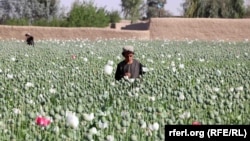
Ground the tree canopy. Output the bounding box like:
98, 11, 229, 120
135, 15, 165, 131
182, 0, 246, 18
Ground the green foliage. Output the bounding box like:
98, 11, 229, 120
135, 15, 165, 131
32, 18, 66, 27
108, 10, 121, 23
182, 0, 246, 18
0, 39, 249, 140
147, 7, 159, 18
3, 17, 67, 27
3, 18, 29, 26
147, 0, 167, 18
0, 0, 116, 27
244, 5, 250, 18
121, 0, 143, 23
228, 0, 245, 18
0, 0, 60, 24
66, 1, 110, 27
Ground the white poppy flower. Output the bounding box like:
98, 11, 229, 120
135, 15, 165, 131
49, 88, 56, 94
229, 87, 234, 92
211, 95, 217, 100
179, 111, 191, 119
89, 127, 98, 135
124, 76, 129, 80
196, 79, 201, 84
11, 57, 16, 62
25, 82, 34, 88
121, 111, 129, 117
179, 64, 184, 69
110, 82, 115, 86
199, 58, 205, 62
179, 93, 185, 100
141, 122, 147, 129
104, 65, 113, 75
122, 128, 127, 134
98, 120, 108, 129
83, 113, 94, 121
107, 60, 114, 66
172, 67, 176, 72
106, 135, 115, 141
149, 122, 159, 131
7, 74, 13, 79
216, 70, 221, 76
13, 108, 21, 114
66, 111, 79, 129
142, 67, 149, 72
131, 134, 137, 141
129, 78, 135, 83
213, 87, 220, 92
235, 86, 243, 91
171, 61, 175, 67
134, 87, 140, 92
116, 56, 121, 60
148, 96, 155, 101
53, 126, 60, 133
83, 58, 88, 62
147, 59, 153, 63
27, 99, 34, 104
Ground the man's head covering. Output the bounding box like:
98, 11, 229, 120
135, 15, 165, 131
25, 33, 31, 36
122, 45, 134, 54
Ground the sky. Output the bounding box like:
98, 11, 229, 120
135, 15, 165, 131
59, 0, 184, 16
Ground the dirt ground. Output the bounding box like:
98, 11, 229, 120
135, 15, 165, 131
0, 18, 249, 41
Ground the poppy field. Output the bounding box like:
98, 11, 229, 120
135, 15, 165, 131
0, 39, 249, 141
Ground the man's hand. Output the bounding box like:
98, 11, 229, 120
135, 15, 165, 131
124, 72, 131, 78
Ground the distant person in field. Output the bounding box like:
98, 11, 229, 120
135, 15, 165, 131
25, 33, 34, 47
115, 45, 145, 81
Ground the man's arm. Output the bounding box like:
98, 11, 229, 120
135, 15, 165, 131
115, 64, 123, 81
31, 37, 35, 47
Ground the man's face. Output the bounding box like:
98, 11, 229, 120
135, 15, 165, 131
124, 51, 134, 62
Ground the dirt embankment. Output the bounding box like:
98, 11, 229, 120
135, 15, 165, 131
0, 18, 250, 41
0, 25, 150, 41
149, 18, 250, 41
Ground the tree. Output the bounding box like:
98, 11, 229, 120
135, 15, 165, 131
0, 0, 60, 24
245, 0, 250, 17
66, 0, 110, 27
181, 0, 246, 18
228, 0, 245, 18
182, 0, 201, 17
121, 0, 143, 23
147, 0, 167, 18
37, 0, 59, 20
108, 10, 121, 24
